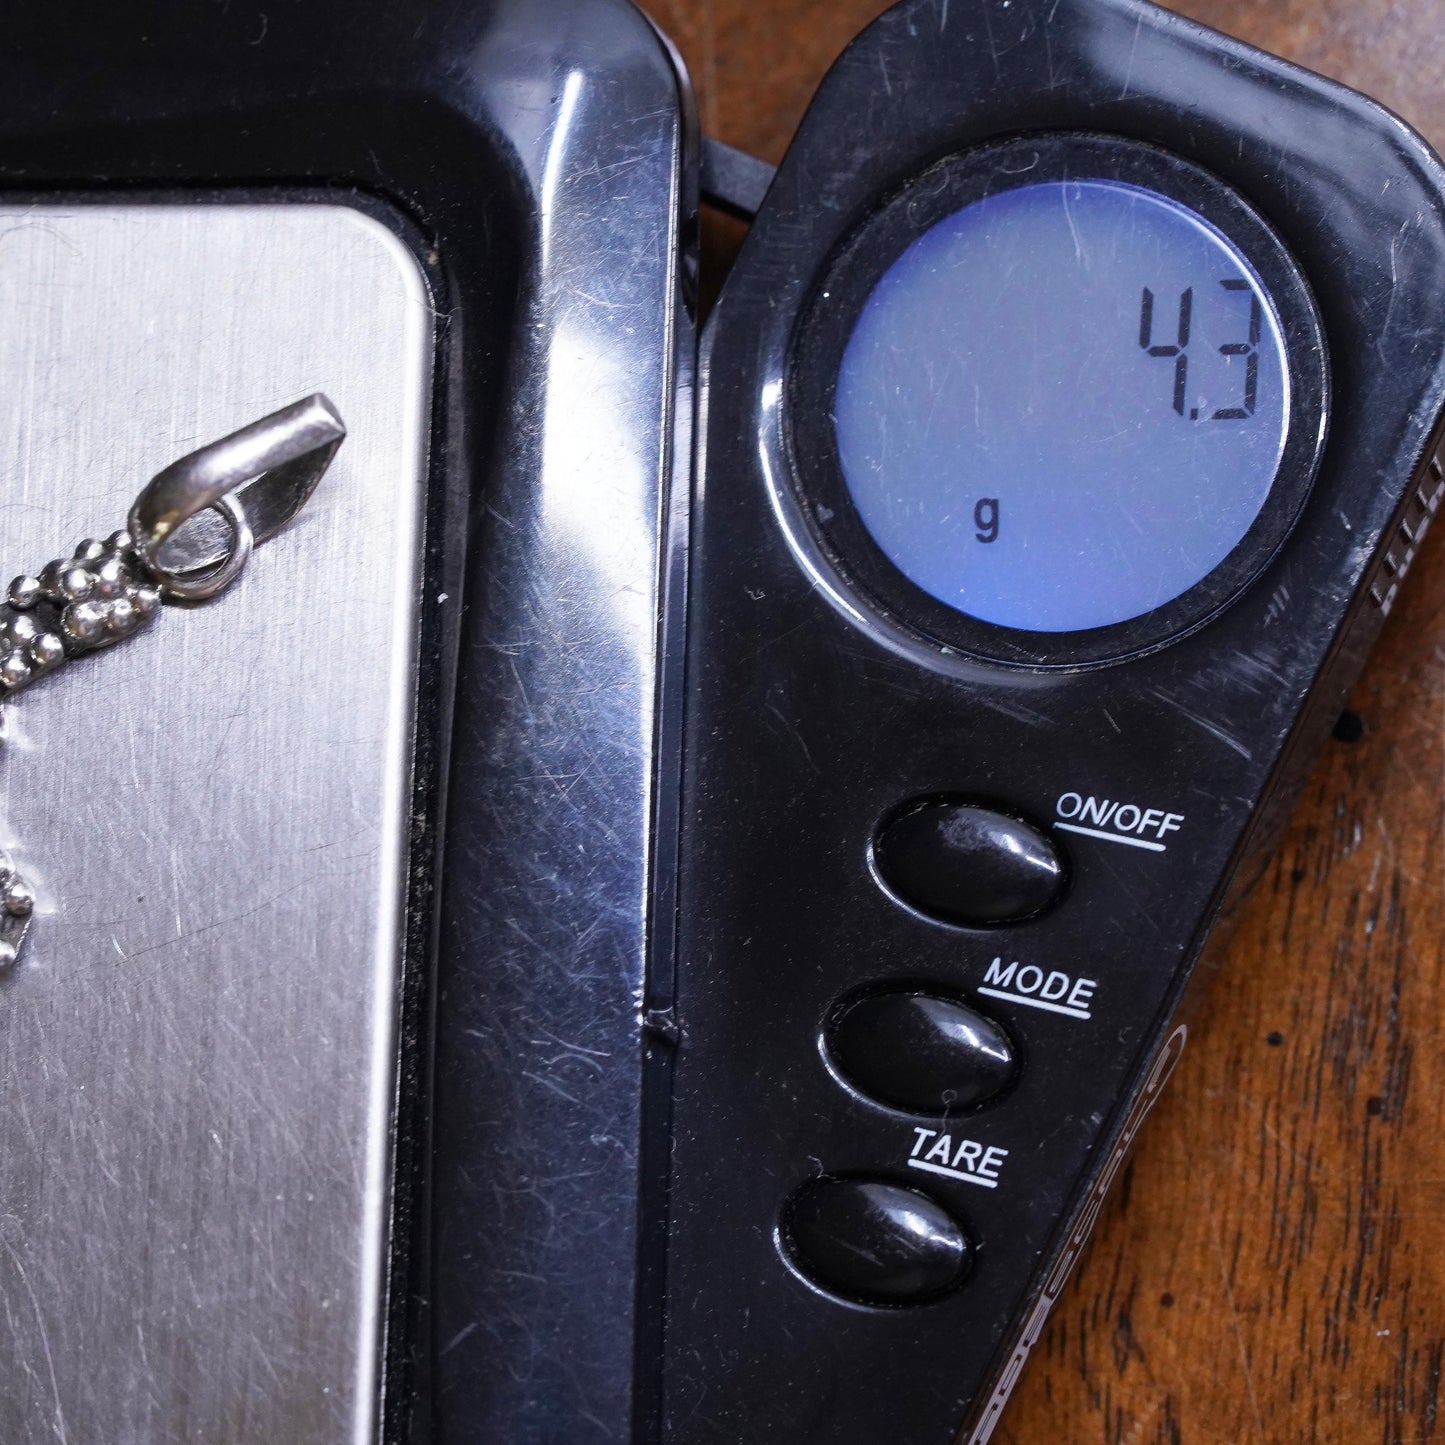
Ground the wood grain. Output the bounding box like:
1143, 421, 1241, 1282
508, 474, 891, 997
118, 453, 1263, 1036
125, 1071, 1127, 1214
646, 1, 1445, 1438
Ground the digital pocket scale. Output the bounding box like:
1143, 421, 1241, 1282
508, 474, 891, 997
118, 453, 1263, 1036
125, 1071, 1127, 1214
660, 1, 1445, 1441
0, 0, 1439, 1441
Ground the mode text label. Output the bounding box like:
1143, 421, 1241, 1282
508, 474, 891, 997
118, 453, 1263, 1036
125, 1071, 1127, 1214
978, 956, 1097, 1021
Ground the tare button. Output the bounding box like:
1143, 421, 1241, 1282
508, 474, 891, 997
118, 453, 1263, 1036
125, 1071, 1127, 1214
783, 1177, 971, 1305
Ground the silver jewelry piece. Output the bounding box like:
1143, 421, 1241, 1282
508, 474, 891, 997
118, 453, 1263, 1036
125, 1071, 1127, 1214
0, 393, 346, 972
0, 847, 34, 971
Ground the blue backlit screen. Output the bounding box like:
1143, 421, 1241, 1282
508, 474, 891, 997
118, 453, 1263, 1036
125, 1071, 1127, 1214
832, 179, 1290, 633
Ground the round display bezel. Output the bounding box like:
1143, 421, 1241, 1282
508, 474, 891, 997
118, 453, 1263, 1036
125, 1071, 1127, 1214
787, 132, 1330, 668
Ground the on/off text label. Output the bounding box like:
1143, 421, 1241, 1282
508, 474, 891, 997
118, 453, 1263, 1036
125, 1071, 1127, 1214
1054, 790, 1184, 852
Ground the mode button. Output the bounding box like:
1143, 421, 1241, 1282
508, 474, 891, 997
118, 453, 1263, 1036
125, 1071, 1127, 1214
828, 990, 1015, 1113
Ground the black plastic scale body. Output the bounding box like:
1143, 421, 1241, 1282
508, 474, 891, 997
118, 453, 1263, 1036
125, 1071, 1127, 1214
657, 0, 1445, 1440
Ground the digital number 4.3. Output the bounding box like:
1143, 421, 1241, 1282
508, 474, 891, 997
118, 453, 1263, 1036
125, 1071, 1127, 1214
1139, 279, 1262, 420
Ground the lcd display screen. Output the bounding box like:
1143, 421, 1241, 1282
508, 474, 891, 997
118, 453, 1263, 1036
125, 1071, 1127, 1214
832, 179, 1291, 633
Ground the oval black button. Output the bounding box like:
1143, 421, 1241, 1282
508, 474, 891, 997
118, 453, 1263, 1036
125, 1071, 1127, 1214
829, 991, 1015, 1113
783, 1177, 970, 1305
875, 799, 1065, 926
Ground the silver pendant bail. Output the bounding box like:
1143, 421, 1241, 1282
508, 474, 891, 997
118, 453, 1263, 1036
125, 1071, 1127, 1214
128, 392, 346, 599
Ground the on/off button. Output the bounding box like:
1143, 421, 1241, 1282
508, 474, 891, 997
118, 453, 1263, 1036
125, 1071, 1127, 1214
874, 799, 1066, 927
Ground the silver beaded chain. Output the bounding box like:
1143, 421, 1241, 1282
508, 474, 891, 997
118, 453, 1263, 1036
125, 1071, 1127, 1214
0, 394, 346, 972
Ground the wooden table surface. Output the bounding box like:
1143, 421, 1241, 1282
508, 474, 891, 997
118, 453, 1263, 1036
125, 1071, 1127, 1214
647, 1, 1445, 1439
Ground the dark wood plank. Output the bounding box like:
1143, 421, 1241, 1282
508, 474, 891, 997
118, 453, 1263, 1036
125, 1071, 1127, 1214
647, 0, 1445, 1437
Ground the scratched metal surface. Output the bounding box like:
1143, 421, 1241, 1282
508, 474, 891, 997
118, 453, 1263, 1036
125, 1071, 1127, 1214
425, 2, 691, 1436
0, 205, 431, 1443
